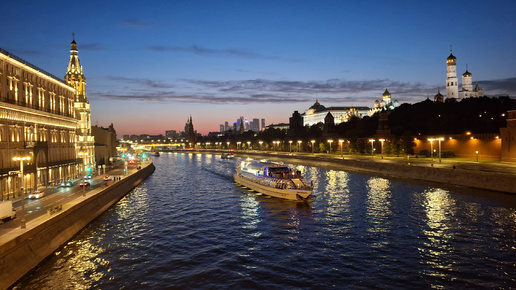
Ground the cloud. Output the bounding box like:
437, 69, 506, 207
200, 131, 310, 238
93, 76, 516, 106
479, 77, 516, 96
148, 45, 303, 62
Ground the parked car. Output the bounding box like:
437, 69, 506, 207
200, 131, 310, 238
103, 176, 112, 181
28, 191, 45, 199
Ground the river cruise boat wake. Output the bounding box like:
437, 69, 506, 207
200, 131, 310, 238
234, 160, 313, 201
221, 152, 235, 159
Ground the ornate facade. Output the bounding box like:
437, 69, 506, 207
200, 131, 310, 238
0, 39, 95, 200
65, 38, 95, 172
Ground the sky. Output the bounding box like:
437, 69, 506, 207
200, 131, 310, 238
2, 0, 516, 136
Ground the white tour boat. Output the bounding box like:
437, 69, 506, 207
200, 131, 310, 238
234, 160, 313, 201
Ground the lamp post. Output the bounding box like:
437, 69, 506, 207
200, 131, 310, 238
369, 139, 375, 158
379, 139, 385, 159
428, 138, 435, 164
237, 141, 241, 150
226, 141, 230, 149
339, 139, 344, 158
13, 156, 31, 211
328, 140, 333, 155
297, 140, 302, 152
476, 151, 479, 162
247, 141, 251, 150
289, 140, 293, 153
78, 152, 88, 195
311, 140, 315, 155
437, 137, 444, 163
259, 141, 263, 150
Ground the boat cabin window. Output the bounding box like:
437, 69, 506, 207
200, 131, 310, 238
266, 166, 291, 178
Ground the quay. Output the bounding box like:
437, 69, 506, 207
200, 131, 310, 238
196, 149, 516, 195
0, 160, 155, 290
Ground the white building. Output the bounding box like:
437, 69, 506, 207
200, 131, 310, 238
446, 49, 483, 100
302, 100, 370, 126
369, 88, 399, 115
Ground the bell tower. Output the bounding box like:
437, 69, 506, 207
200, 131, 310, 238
65, 34, 95, 170
446, 47, 459, 100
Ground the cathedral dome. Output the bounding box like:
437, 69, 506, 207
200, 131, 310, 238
434, 90, 444, 102
382, 88, 391, 98
462, 69, 472, 77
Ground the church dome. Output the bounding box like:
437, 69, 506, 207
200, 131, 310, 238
382, 88, 391, 98
374, 100, 380, 108
462, 69, 472, 77
434, 90, 444, 102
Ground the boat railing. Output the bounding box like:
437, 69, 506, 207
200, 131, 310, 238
239, 172, 312, 190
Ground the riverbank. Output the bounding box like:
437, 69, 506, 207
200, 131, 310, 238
0, 161, 155, 290
193, 149, 516, 195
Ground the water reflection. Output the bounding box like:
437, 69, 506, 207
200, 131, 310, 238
419, 188, 457, 283
365, 177, 392, 248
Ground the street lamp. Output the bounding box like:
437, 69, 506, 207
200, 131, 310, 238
437, 137, 444, 163
259, 141, 263, 150
13, 156, 31, 211
339, 139, 344, 157
428, 138, 435, 163
476, 150, 479, 162
379, 139, 385, 159
237, 141, 241, 150
311, 140, 315, 154
328, 140, 333, 155
289, 140, 293, 153
297, 140, 302, 152
247, 141, 251, 150
369, 139, 375, 158
226, 141, 230, 149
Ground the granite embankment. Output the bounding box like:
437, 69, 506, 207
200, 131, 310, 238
0, 162, 155, 290
233, 151, 516, 195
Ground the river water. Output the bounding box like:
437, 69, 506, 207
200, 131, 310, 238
16, 153, 516, 289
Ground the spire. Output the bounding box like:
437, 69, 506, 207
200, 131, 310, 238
65, 35, 87, 102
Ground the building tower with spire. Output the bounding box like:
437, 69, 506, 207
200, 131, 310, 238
446, 48, 459, 100
187, 116, 195, 147
65, 35, 95, 170
445, 48, 483, 101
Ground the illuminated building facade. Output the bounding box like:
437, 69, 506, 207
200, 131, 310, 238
0, 48, 79, 199
446, 48, 483, 100
0, 38, 95, 200
302, 100, 370, 126
65, 38, 95, 171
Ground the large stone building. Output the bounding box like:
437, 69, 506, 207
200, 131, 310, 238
0, 39, 95, 200
302, 100, 369, 126
92, 123, 117, 166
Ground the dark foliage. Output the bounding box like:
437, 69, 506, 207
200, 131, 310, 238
388, 96, 516, 135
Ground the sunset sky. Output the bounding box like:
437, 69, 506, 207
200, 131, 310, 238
2, 0, 516, 136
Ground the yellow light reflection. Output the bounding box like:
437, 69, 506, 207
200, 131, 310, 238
365, 177, 392, 248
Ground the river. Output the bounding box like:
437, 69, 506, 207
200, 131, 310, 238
15, 152, 516, 289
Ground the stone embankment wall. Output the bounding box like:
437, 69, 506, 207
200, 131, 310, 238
0, 163, 155, 290
238, 152, 516, 195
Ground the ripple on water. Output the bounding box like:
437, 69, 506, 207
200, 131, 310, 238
15, 153, 516, 289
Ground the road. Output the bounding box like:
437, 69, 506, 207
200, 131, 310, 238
0, 162, 136, 235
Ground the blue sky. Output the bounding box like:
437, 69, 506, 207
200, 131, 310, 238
2, 0, 516, 135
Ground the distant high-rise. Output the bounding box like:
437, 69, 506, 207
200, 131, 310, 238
251, 118, 260, 132
219, 124, 224, 132
261, 119, 265, 131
